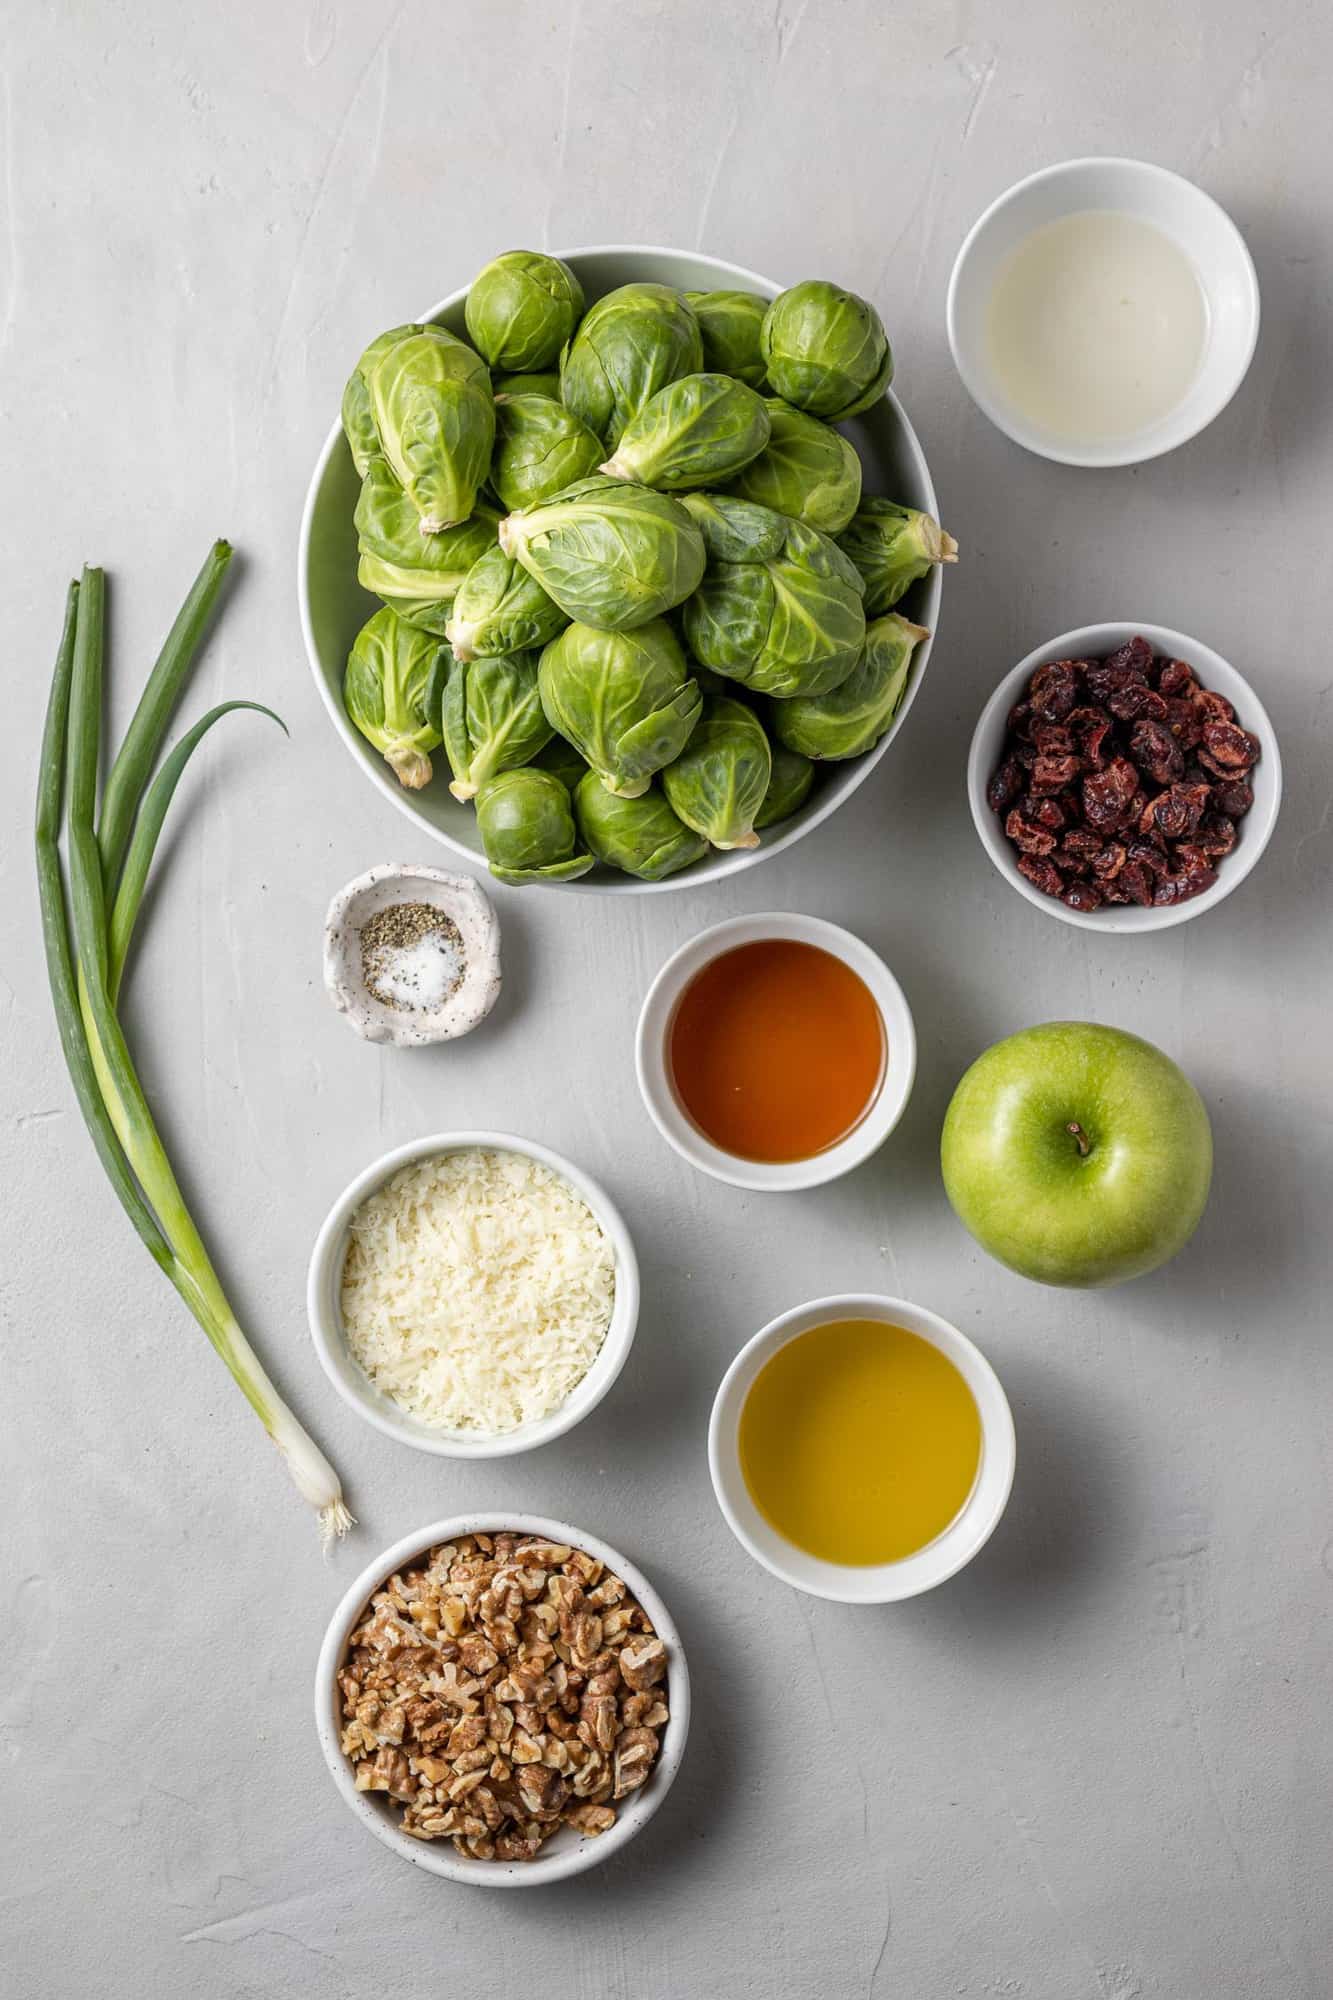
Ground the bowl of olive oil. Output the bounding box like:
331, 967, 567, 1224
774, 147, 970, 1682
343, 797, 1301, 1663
708, 1295, 1015, 1602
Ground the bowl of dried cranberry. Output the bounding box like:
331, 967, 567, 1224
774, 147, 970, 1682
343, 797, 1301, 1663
968, 624, 1281, 932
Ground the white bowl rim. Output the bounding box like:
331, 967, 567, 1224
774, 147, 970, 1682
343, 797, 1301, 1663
946, 156, 1261, 467
633, 911, 917, 1191
315, 1511, 690, 1884
297, 242, 942, 894
707, 1294, 1016, 1603
966, 620, 1282, 933
306, 1129, 640, 1457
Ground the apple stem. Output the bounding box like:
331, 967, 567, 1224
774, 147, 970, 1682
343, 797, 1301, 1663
1066, 1120, 1092, 1157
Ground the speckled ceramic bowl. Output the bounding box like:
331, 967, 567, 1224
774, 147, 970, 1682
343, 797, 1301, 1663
322, 864, 501, 1046
299, 244, 945, 894
315, 1512, 690, 1885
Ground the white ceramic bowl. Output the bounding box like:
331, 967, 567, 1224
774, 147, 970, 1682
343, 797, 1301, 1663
307, 1131, 639, 1456
968, 621, 1281, 934
315, 1512, 690, 1884
634, 912, 916, 1192
709, 1295, 1015, 1603
947, 158, 1260, 466
299, 244, 944, 893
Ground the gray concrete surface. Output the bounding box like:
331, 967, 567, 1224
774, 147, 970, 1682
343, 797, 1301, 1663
3, 4, 1331, 1995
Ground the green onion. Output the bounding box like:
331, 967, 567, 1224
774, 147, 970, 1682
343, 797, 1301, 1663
36, 556, 351, 1544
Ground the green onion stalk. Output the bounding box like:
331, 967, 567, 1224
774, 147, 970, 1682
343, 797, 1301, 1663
35, 550, 352, 1544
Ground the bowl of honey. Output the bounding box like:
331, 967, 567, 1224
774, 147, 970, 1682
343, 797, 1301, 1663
634, 913, 915, 1191
708, 1295, 1015, 1603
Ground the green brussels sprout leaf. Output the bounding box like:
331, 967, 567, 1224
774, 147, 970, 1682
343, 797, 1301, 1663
355, 456, 500, 633
491, 392, 603, 512
501, 475, 706, 631
446, 543, 569, 661
661, 695, 771, 849
367, 327, 495, 531
755, 743, 815, 828
342, 606, 449, 789
475, 767, 593, 885
538, 617, 702, 797
760, 280, 893, 420
341, 323, 423, 476
491, 370, 563, 400
560, 283, 703, 448
466, 251, 584, 372
726, 399, 862, 534
601, 373, 771, 490
772, 612, 929, 761
574, 772, 707, 880
441, 649, 552, 801
684, 290, 769, 388
836, 499, 959, 616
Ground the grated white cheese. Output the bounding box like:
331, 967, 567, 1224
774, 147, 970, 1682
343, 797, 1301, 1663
339, 1147, 616, 1434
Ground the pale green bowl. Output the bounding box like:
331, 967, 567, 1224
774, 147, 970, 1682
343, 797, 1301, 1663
298, 245, 943, 894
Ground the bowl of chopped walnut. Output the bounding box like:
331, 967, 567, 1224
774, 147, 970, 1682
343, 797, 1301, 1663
315, 1516, 689, 1883
968, 623, 1281, 932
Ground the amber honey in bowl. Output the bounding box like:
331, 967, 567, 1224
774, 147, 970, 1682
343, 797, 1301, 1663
738, 1319, 982, 1565
667, 939, 885, 1163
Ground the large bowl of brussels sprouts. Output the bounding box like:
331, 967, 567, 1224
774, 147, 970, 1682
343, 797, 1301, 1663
300, 247, 954, 892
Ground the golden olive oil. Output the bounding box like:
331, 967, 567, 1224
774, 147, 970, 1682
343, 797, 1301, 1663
738, 1319, 982, 1565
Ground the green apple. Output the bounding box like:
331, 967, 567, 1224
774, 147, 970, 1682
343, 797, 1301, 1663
940, 1022, 1212, 1288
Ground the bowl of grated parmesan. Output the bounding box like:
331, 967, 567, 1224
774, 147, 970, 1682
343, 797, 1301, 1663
307, 1133, 639, 1456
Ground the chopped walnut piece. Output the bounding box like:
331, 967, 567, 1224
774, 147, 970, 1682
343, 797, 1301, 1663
337, 1532, 669, 1862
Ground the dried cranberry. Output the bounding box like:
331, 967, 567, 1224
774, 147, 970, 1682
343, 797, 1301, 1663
1090, 842, 1127, 881
1028, 660, 1081, 722
1082, 756, 1140, 831
1031, 797, 1067, 830
1196, 689, 1235, 724
1212, 777, 1253, 819
1061, 829, 1105, 861
1031, 753, 1084, 795
1118, 861, 1155, 906
1066, 706, 1111, 767
1163, 697, 1204, 750
1007, 700, 1034, 741
987, 757, 1025, 815
1151, 781, 1209, 839
1129, 719, 1185, 786
1176, 844, 1219, 880
1107, 682, 1168, 722
1193, 814, 1237, 856
1062, 879, 1103, 912
1016, 854, 1064, 898
1032, 722, 1075, 757
1005, 809, 1056, 857
1201, 720, 1261, 770
1127, 839, 1169, 876
1158, 659, 1197, 697
1103, 635, 1154, 678
1153, 866, 1214, 906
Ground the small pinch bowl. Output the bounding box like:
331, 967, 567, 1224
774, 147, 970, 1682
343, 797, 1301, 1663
307, 1131, 640, 1457
708, 1295, 1015, 1604
634, 912, 916, 1193
968, 620, 1281, 934
315, 1512, 690, 1884
947, 157, 1260, 467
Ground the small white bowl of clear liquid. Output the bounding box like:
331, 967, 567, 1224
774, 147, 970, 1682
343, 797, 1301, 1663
947, 158, 1259, 467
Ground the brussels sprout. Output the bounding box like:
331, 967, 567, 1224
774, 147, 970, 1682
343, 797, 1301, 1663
441, 649, 552, 801
538, 618, 701, 798
367, 326, 495, 531
475, 767, 593, 885
342, 606, 449, 789
574, 771, 708, 881
661, 695, 771, 850
560, 283, 703, 448
726, 398, 862, 534
501, 475, 706, 631
755, 743, 815, 828
530, 732, 589, 792
490, 392, 603, 512
760, 281, 893, 420
355, 456, 500, 634
680, 494, 866, 699
684, 290, 769, 388
341, 323, 423, 476
446, 543, 569, 661
835, 498, 959, 615
772, 612, 929, 761
465, 251, 584, 372
601, 373, 771, 490
492, 370, 562, 400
